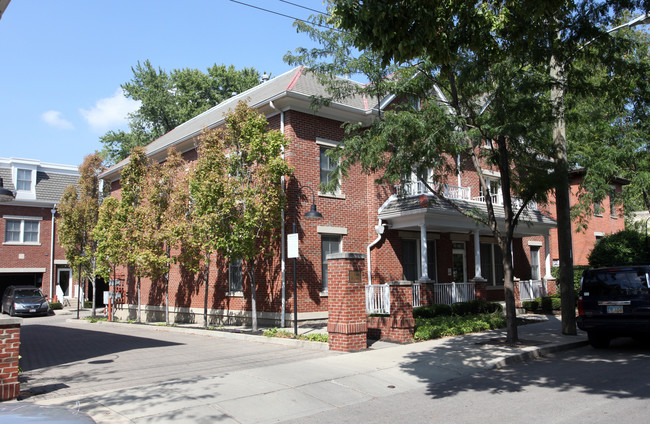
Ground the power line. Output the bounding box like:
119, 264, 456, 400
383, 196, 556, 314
279, 0, 329, 16
228, 0, 336, 31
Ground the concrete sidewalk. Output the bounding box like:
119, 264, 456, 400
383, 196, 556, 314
27, 315, 587, 423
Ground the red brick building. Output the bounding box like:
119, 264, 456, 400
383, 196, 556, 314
0, 158, 79, 302
100, 67, 560, 325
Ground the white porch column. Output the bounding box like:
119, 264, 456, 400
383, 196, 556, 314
473, 230, 483, 280
544, 232, 553, 279
420, 224, 430, 280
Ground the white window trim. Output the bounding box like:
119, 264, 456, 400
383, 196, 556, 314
321, 233, 343, 294
317, 226, 347, 235
527, 241, 543, 247
315, 137, 339, 148
12, 166, 37, 200
4, 216, 41, 245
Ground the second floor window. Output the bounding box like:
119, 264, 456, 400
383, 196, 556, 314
5, 219, 39, 243
320, 147, 339, 193
16, 169, 32, 191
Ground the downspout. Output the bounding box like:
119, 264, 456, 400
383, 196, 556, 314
270, 101, 287, 327
49, 204, 57, 301
367, 220, 386, 285
457, 154, 462, 188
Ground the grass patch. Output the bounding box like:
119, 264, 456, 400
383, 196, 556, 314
85, 316, 108, 323
414, 313, 506, 341
263, 327, 328, 343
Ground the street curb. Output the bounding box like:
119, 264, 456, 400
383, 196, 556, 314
73, 319, 331, 351
488, 339, 589, 369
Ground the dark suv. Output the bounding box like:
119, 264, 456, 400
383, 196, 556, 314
1, 285, 50, 317
577, 266, 650, 348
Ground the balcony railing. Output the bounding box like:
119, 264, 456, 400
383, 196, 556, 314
395, 181, 471, 200
472, 194, 538, 211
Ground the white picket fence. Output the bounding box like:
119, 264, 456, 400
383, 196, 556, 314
433, 282, 476, 305
518, 279, 547, 300
365, 284, 390, 314
366, 281, 477, 314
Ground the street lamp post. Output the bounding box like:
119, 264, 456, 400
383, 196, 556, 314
289, 183, 323, 335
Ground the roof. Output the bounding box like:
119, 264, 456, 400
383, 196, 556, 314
100, 66, 372, 180
378, 194, 556, 235
0, 158, 79, 206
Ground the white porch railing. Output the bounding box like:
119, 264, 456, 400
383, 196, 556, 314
413, 283, 421, 308
518, 279, 547, 301
434, 282, 476, 305
472, 194, 538, 211
366, 284, 390, 314
395, 182, 471, 201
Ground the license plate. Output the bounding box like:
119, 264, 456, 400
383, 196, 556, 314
607, 305, 623, 314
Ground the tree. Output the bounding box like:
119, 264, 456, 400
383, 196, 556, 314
190, 102, 290, 331
58, 153, 106, 316
329, 0, 649, 340
117, 147, 150, 322
100, 60, 261, 165
588, 229, 649, 266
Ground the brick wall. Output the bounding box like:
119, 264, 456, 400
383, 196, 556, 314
0, 318, 21, 401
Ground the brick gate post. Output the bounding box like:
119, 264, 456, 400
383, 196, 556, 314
326, 252, 367, 352
0, 317, 21, 401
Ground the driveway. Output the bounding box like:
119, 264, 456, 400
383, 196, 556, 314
18, 312, 333, 401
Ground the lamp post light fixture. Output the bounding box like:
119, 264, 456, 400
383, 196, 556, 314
0, 178, 14, 202
288, 183, 323, 336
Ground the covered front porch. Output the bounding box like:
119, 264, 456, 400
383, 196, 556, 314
371, 189, 557, 304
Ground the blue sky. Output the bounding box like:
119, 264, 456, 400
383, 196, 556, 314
0, 0, 327, 166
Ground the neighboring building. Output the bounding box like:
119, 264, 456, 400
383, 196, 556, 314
100, 67, 558, 325
548, 169, 629, 267
0, 158, 79, 301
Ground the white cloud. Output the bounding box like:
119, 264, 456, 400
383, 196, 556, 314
79, 88, 140, 133
42, 110, 74, 130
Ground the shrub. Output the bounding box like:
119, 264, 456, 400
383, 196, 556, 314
413, 304, 452, 319
451, 302, 473, 316
49, 302, 62, 310
552, 265, 588, 295
83, 301, 93, 308
414, 313, 506, 341
588, 229, 648, 267
540, 296, 561, 311
522, 300, 539, 311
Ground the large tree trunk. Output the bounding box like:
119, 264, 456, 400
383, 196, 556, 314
551, 51, 577, 335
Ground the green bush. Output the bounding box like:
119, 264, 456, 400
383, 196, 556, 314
83, 301, 93, 308
588, 229, 649, 267
552, 265, 588, 294
414, 313, 506, 341
522, 300, 539, 311
540, 296, 561, 311
413, 304, 452, 319
49, 302, 62, 310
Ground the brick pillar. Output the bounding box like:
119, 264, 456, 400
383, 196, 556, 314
474, 280, 487, 301
0, 318, 22, 401
545, 278, 558, 296
387, 282, 415, 342
417, 281, 435, 307
327, 252, 367, 352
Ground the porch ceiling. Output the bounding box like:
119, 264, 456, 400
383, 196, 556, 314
378, 195, 556, 237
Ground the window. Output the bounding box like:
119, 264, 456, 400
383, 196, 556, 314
321, 235, 341, 292
16, 169, 32, 191
4, 218, 39, 243
530, 246, 540, 281
594, 197, 603, 216
480, 243, 504, 286
402, 239, 437, 281
319, 147, 339, 193
481, 178, 502, 203
229, 259, 243, 293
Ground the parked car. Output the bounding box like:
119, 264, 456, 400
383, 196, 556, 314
0, 403, 95, 423
1, 286, 50, 317
577, 265, 650, 348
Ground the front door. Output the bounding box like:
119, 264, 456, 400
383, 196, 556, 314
57, 268, 72, 300
452, 242, 467, 282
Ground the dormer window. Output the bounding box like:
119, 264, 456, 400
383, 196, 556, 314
16, 169, 32, 191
